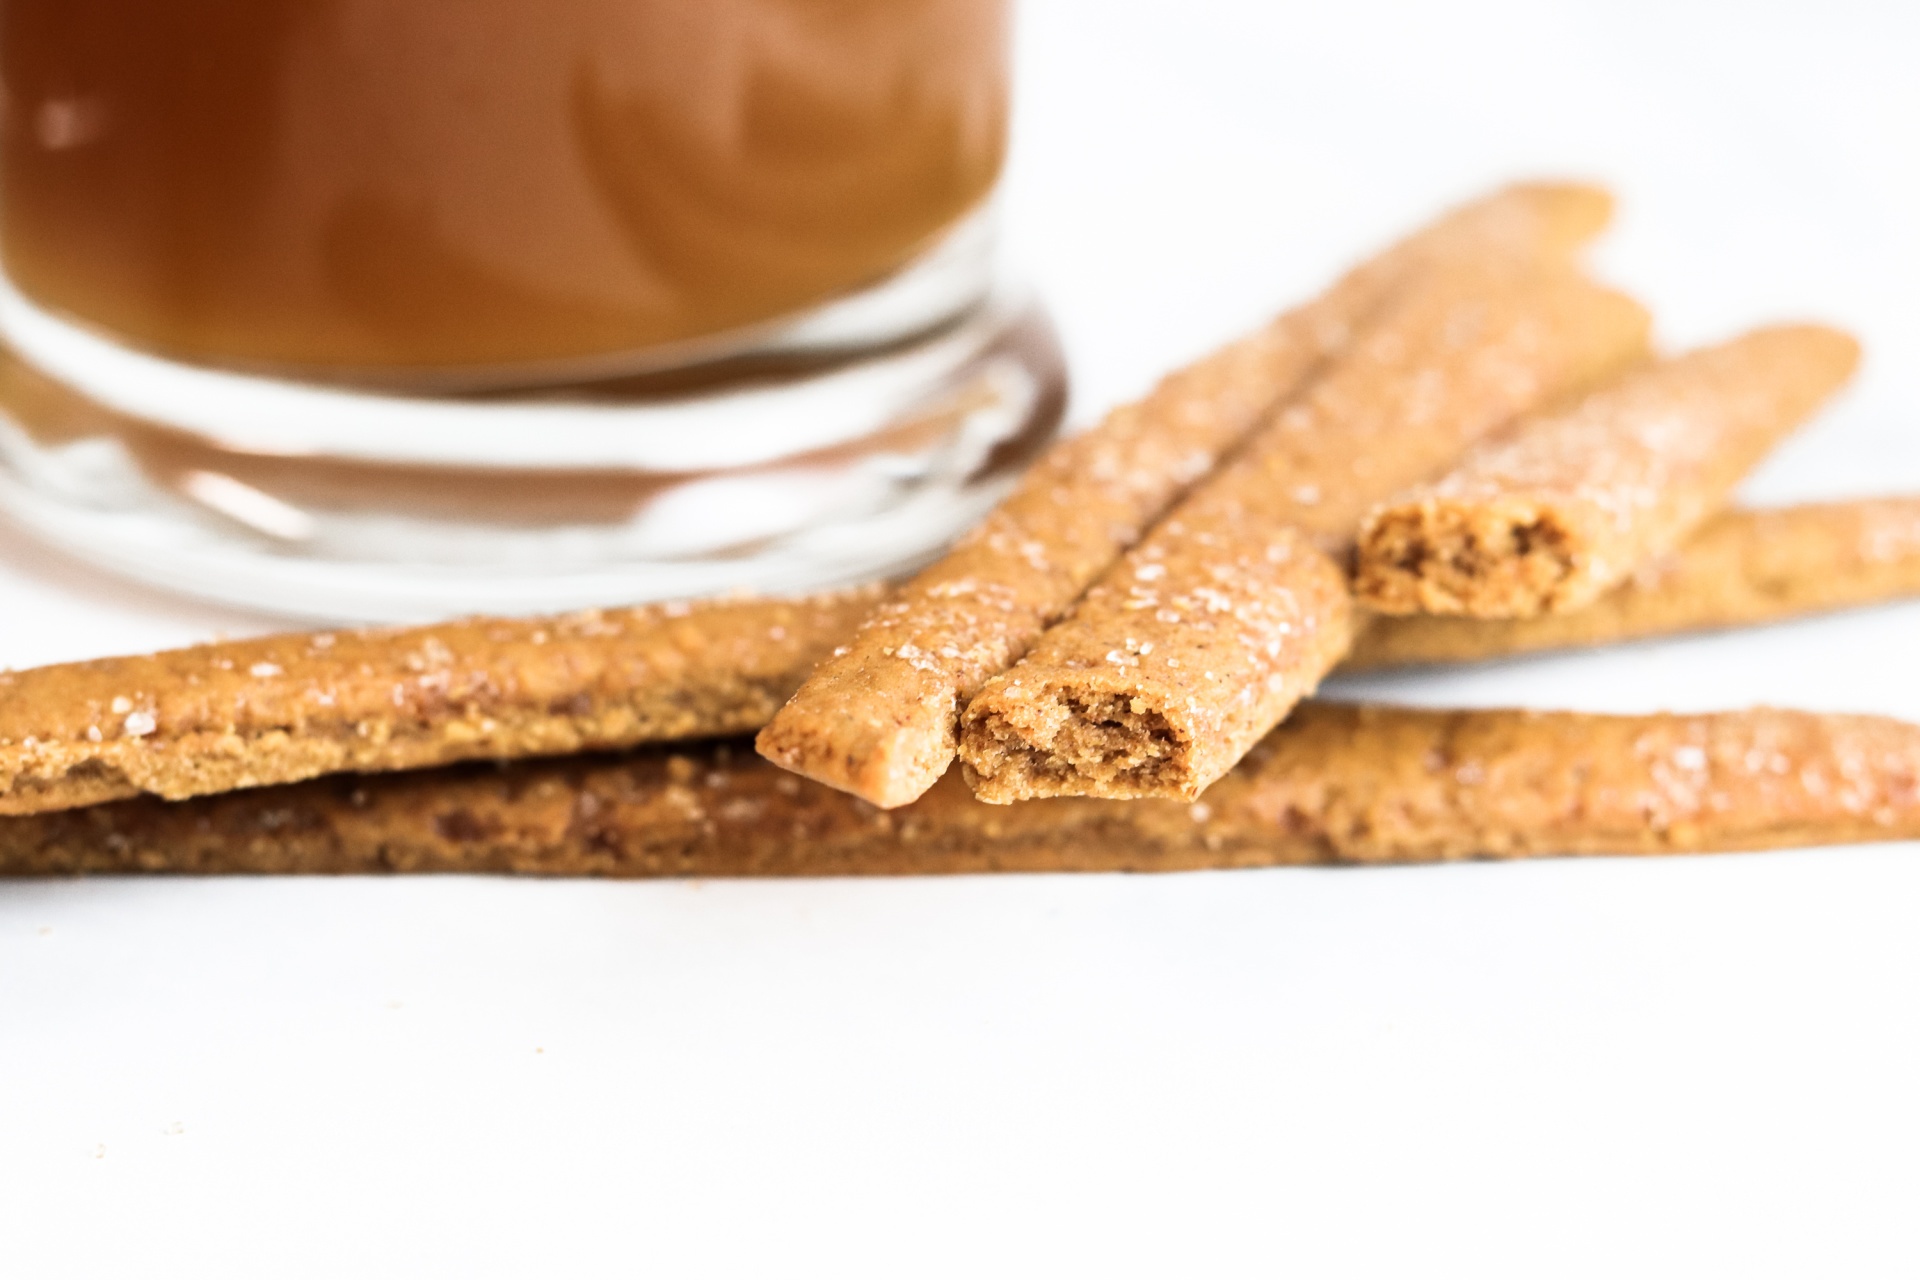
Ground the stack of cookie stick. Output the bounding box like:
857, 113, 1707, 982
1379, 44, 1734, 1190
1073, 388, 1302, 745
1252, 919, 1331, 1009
754, 182, 1620, 808
957, 262, 1648, 802
952, 317, 1862, 804
2, 180, 1917, 876
6, 496, 1919, 821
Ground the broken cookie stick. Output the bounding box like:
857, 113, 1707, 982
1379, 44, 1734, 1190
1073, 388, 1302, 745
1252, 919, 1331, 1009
755, 182, 1618, 808
7, 704, 1918, 877
958, 265, 1651, 803
1344, 497, 1920, 669
1353, 325, 1861, 618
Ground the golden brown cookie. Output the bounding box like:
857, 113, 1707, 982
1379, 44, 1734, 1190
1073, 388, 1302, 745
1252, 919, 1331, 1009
0, 588, 878, 816
754, 182, 1619, 808
1354, 326, 1861, 617
957, 264, 1651, 803
7, 704, 1917, 876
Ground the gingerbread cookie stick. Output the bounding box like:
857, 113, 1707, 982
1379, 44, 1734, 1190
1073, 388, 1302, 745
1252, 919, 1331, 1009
755, 182, 1618, 808
0, 588, 879, 816
1354, 326, 1861, 618
1238, 703, 1920, 864
7, 704, 1918, 877
1345, 498, 1920, 669
958, 265, 1652, 803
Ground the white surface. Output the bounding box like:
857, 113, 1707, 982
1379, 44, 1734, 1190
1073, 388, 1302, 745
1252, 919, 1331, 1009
4, 1, 1919, 1274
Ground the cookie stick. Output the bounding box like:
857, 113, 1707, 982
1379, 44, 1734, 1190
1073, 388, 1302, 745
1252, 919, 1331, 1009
1344, 497, 1920, 669
755, 182, 1618, 808
7, 497, 1918, 820
0, 588, 881, 816
1353, 326, 1861, 618
958, 265, 1652, 803
8, 704, 1918, 877
1235, 702, 1920, 864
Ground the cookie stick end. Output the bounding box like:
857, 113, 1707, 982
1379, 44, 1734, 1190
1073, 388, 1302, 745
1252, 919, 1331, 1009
1354, 323, 1862, 619
1490, 179, 1615, 254
755, 670, 962, 810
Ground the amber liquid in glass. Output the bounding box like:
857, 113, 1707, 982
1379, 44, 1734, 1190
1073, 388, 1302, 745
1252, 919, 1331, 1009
0, 0, 1008, 378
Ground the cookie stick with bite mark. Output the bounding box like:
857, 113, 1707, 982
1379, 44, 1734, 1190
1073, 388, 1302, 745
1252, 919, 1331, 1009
754, 182, 1619, 808
1343, 497, 1920, 669
1352, 325, 1861, 618
8, 704, 1920, 876
958, 264, 1652, 803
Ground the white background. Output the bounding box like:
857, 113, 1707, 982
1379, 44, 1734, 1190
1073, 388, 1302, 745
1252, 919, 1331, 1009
5, 1, 1920, 1274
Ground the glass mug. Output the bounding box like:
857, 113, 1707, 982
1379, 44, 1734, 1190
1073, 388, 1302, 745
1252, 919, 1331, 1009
0, 0, 1062, 620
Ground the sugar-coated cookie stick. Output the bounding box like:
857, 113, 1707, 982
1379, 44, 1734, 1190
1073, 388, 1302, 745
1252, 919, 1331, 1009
1247, 703, 1920, 864
754, 182, 1617, 808
6, 499, 1917, 820
958, 265, 1651, 803
6, 704, 1918, 877
1344, 498, 1920, 669
0, 589, 881, 816
1354, 326, 1861, 618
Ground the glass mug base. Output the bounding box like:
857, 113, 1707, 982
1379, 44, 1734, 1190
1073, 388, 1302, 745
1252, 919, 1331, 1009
0, 227, 1065, 623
